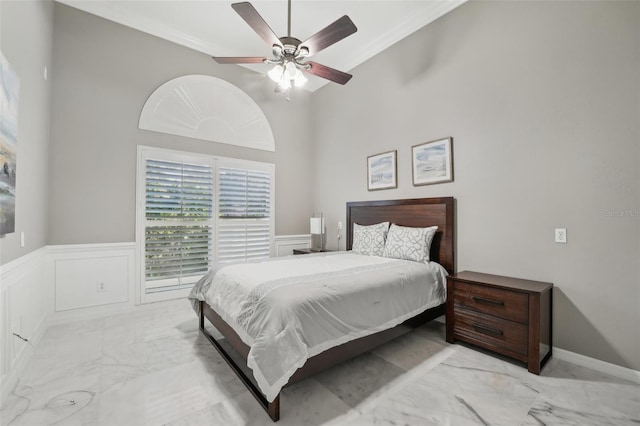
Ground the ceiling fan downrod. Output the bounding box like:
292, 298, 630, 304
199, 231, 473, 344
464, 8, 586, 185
287, 0, 292, 38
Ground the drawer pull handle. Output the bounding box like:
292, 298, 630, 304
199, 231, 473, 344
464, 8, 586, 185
472, 323, 504, 337
472, 296, 504, 306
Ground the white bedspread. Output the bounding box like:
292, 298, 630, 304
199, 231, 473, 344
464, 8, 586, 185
189, 252, 447, 402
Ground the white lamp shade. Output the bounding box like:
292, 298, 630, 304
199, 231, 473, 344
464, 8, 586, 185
310, 217, 324, 234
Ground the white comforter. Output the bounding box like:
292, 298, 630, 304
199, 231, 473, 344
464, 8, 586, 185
189, 252, 447, 402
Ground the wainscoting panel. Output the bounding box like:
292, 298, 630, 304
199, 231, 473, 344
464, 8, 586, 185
0, 247, 49, 404
274, 234, 311, 257
48, 243, 135, 313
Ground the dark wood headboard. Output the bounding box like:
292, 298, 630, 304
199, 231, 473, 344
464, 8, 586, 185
346, 197, 455, 274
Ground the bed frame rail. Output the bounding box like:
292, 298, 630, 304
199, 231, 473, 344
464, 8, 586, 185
199, 300, 445, 422
199, 301, 280, 421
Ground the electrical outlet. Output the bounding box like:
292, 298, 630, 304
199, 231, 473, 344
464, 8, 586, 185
337, 221, 343, 230
555, 228, 567, 243
20, 231, 25, 248
97, 281, 106, 292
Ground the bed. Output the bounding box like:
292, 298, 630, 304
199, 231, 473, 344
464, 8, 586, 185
190, 197, 454, 421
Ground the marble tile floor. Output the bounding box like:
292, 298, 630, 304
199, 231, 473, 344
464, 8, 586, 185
2, 298, 639, 426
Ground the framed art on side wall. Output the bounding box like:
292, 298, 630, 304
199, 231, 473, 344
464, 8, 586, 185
0, 52, 19, 235
412, 137, 453, 186
367, 150, 397, 191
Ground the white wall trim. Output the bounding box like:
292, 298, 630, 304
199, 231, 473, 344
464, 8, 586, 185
47, 242, 136, 316
274, 234, 312, 241
274, 234, 311, 257
0, 247, 47, 291
553, 347, 640, 385
47, 241, 135, 254
3, 243, 639, 407
0, 246, 49, 405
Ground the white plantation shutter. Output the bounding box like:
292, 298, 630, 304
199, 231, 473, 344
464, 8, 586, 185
137, 147, 275, 302
144, 159, 214, 292
218, 168, 272, 263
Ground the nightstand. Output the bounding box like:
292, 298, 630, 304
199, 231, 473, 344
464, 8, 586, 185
292, 248, 335, 255
446, 271, 553, 374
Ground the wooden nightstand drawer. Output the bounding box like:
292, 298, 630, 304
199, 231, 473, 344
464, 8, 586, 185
453, 310, 528, 359
446, 271, 553, 374
453, 282, 529, 324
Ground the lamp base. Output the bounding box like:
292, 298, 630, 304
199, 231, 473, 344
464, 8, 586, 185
310, 234, 325, 251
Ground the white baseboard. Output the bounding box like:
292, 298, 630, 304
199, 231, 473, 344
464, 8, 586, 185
47, 297, 186, 326
553, 347, 640, 384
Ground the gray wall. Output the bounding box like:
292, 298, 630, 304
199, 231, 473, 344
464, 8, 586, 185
20, 0, 640, 371
0, 0, 53, 265
311, 1, 640, 370
49, 4, 314, 244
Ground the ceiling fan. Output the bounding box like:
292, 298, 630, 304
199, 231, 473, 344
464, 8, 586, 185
213, 0, 358, 91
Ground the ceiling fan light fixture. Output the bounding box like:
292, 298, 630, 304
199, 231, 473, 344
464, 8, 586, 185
268, 64, 284, 82
285, 61, 298, 79
278, 77, 291, 90
294, 71, 307, 87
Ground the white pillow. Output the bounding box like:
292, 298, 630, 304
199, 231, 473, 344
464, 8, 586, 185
383, 224, 438, 263
352, 222, 389, 256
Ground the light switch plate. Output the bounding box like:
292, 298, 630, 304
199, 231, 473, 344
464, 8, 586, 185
555, 228, 567, 243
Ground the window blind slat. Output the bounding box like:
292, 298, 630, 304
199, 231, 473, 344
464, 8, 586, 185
144, 158, 213, 287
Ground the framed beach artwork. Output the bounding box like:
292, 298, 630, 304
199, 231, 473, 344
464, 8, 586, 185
412, 137, 453, 186
367, 150, 397, 191
0, 52, 19, 235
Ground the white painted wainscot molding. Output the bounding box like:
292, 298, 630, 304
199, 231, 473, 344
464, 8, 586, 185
3, 238, 640, 405
0, 247, 49, 404
274, 234, 311, 257
47, 242, 136, 323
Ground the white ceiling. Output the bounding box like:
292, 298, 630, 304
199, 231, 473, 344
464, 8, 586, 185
56, 0, 467, 92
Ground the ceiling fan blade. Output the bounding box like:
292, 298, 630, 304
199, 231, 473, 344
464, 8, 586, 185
299, 16, 357, 57
305, 62, 352, 85
231, 2, 282, 49
212, 56, 266, 64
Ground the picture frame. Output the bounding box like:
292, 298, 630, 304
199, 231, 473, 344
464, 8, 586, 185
412, 137, 453, 186
367, 150, 397, 191
0, 52, 19, 235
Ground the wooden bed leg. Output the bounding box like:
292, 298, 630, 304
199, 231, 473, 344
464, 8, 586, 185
199, 301, 205, 329
267, 395, 280, 422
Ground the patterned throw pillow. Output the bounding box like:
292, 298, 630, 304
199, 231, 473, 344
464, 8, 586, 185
383, 224, 438, 263
352, 222, 390, 256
